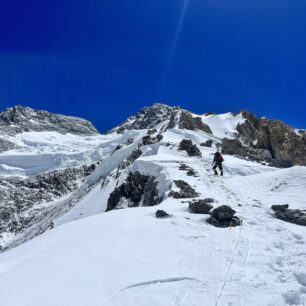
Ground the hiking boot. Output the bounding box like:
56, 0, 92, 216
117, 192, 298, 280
214, 171, 218, 176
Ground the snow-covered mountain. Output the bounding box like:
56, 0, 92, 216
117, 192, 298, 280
0, 103, 305, 306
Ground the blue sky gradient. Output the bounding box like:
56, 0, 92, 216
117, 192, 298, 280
0, 0, 305, 132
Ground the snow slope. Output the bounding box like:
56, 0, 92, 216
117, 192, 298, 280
0, 107, 305, 306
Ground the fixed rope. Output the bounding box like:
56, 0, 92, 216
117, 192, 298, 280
214, 220, 243, 306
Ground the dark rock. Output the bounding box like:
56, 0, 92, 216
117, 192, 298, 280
142, 134, 163, 145
271, 204, 289, 212
206, 215, 241, 228
212, 205, 236, 221
147, 129, 157, 135
156, 210, 170, 218
271, 204, 306, 226
207, 205, 240, 228
179, 139, 202, 157
189, 199, 214, 214
178, 111, 212, 133
224, 110, 306, 167
187, 169, 197, 176
169, 180, 199, 199
200, 140, 213, 147
106, 171, 161, 211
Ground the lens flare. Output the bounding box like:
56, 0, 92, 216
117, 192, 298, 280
158, 0, 190, 96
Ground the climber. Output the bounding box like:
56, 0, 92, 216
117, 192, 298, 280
212, 149, 224, 176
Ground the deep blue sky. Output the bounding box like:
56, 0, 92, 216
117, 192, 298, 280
0, 0, 305, 132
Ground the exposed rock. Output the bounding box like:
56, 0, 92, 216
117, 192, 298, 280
224, 110, 306, 167
212, 205, 236, 220
271, 205, 306, 226
207, 205, 240, 227
121, 148, 142, 169
200, 140, 213, 147
189, 199, 214, 214
169, 180, 199, 199
0, 105, 99, 136
147, 129, 157, 135
178, 111, 212, 134
271, 204, 289, 212
0, 163, 97, 234
106, 171, 160, 211
0, 137, 18, 153
108, 103, 176, 133
179, 139, 202, 157
141, 134, 163, 145
207, 215, 241, 227
156, 210, 170, 218
222, 138, 272, 164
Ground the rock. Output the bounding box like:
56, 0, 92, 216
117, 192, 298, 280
179, 139, 202, 157
0, 137, 18, 153
178, 111, 212, 133
108, 103, 175, 133
200, 140, 213, 147
0, 163, 97, 235
187, 169, 197, 176
106, 171, 161, 211
271, 204, 289, 212
212, 205, 236, 221
207, 205, 240, 228
169, 180, 199, 199
0, 105, 99, 136
223, 110, 306, 167
271, 204, 306, 226
156, 210, 170, 218
189, 199, 214, 214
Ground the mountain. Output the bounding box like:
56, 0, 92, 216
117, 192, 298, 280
0, 103, 305, 306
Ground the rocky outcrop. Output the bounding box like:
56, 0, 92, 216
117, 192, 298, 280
206, 205, 241, 227
222, 138, 272, 164
179, 139, 202, 157
106, 171, 161, 211
0, 163, 97, 234
189, 198, 214, 214
0, 105, 99, 136
168, 110, 212, 134
271, 204, 306, 226
178, 111, 212, 133
200, 140, 213, 148
223, 110, 306, 167
0, 137, 18, 153
169, 180, 199, 199
109, 103, 178, 133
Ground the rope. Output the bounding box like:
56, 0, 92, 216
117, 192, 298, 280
214, 220, 243, 306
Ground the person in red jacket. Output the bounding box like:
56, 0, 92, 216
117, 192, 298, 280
212, 149, 224, 176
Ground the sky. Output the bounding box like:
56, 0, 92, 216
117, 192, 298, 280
0, 0, 305, 132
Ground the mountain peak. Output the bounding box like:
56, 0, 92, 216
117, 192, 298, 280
0, 105, 99, 136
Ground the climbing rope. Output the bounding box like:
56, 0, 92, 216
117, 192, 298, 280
214, 220, 243, 306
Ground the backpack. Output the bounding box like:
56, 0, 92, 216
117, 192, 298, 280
215, 152, 224, 162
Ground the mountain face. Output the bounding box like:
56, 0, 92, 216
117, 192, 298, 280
222, 110, 306, 167
0, 105, 99, 137
0, 103, 306, 306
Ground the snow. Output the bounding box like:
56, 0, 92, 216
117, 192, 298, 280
0, 130, 142, 176
1, 110, 306, 306
201, 112, 245, 139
